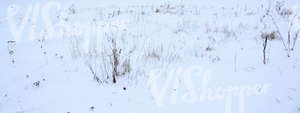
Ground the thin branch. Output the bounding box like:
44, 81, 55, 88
267, 13, 288, 50
292, 30, 299, 50
263, 37, 268, 64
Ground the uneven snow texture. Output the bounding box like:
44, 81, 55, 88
0, 0, 300, 113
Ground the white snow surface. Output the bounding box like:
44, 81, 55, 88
1, 0, 300, 113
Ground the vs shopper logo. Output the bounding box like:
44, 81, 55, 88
147, 65, 272, 113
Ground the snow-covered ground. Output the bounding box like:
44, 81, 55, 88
1, 0, 300, 113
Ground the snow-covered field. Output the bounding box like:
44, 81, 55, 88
1, 0, 300, 113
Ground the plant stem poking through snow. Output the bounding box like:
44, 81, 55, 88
112, 39, 119, 83
263, 35, 268, 64
261, 32, 275, 64
7, 40, 16, 64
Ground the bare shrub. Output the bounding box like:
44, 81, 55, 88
68, 25, 132, 84
260, 1, 299, 59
